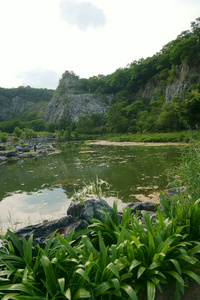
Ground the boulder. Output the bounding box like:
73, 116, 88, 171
67, 199, 114, 223
128, 201, 158, 213
15, 145, 30, 152
0, 150, 17, 157
0, 145, 6, 150
14, 215, 89, 245
0, 156, 7, 161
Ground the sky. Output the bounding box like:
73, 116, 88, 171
0, 0, 200, 90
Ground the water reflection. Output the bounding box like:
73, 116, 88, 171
0, 142, 183, 230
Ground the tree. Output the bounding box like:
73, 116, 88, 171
30, 119, 45, 132
13, 126, 22, 137
76, 115, 93, 134
106, 103, 128, 133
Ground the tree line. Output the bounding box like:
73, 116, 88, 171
0, 18, 200, 137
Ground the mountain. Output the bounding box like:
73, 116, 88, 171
0, 86, 54, 121
44, 71, 113, 123
0, 17, 200, 134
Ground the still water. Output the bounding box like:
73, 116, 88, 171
0, 142, 183, 230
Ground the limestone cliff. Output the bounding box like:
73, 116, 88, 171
0, 96, 36, 121
0, 87, 53, 121
44, 71, 114, 123
132, 63, 200, 104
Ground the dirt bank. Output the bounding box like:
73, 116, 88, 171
89, 140, 190, 147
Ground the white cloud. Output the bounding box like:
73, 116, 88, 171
17, 69, 60, 89
60, 0, 106, 31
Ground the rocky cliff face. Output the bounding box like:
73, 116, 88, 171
0, 96, 37, 121
165, 64, 200, 102
44, 71, 114, 123
132, 63, 200, 104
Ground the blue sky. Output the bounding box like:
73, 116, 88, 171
0, 0, 200, 89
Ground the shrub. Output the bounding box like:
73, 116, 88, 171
0, 131, 8, 143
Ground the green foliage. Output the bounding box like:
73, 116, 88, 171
76, 114, 106, 135
1, 203, 200, 299
161, 144, 200, 240
0, 86, 54, 104
106, 102, 129, 133
0, 131, 8, 143
0, 18, 200, 136
13, 127, 23, 138
23, 128, 36, 140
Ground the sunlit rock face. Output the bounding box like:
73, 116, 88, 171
44, 71, 114, 123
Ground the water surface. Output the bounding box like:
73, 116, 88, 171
0, 142, 183, 230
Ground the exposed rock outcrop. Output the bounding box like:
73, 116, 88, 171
0, 138, 60, 165
0, 96, 36, 121
44, 71, 113, 123
165, 64, 196, 102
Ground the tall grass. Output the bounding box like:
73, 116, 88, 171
161, 144, 200, 240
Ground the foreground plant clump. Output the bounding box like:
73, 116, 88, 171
1, 144, 200, 299
0, 202, 200, 300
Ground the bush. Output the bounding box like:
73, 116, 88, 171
1, 204, 200, 299
0, 131, 8, 142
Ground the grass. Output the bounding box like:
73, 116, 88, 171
76, 130, 200, 143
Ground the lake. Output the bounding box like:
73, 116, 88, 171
0, 142, 183, 231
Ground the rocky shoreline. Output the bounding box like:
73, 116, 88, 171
14, 198, 159, 246
0, 137, 61, 165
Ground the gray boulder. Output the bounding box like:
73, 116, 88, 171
0, 150, 17, 157
67, 199, 114, 223
14, 215, 89, 245
128, 201, 158, 213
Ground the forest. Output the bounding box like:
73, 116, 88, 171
0, 17, 200, 137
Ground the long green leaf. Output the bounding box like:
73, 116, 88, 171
166, 271, 185, 286
168, 259, 182, 274
111, 278, 120, 291
148, 231, 155, 256
94, 281, 113, 296
129, 260, 141, 272
147, 281, 156, 300
76, 268, 90, 283
22, 235, 33, 268
2, 293, 19, 300
44, 231, 57, 255
121, 284, 138, 300
106, 262, 120, 279
187, 243, 200, 256
64, 288, 71, 299
41, 255, 57, 296
74, 288, 91, 300
182, 269, 200, 285
58, 277, 65, 294
0, 283, 34, 295
137, 266, 146, 279
7, 230, 23, 257
143, 213, 155, 235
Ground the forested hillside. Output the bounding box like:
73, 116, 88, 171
71, 17, 200, 134
0, 86, 54, 132
0, 17, 200, 136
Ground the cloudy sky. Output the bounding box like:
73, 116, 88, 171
0, 0, 199, 89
